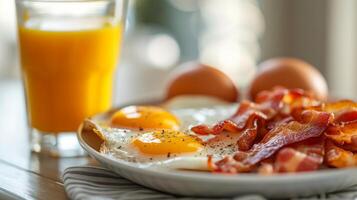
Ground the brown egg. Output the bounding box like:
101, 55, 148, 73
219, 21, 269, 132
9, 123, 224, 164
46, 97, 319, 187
249, 57, 328, 100
165, 62, 239, 102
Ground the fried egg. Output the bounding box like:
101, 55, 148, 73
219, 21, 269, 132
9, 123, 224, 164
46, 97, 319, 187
90, 103, 238, 171
110, 106, 180, 131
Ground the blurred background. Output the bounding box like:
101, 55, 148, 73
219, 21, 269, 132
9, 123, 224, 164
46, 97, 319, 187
0, 0, 356, 105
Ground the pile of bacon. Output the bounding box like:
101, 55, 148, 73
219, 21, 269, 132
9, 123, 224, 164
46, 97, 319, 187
191, 87, 357, 174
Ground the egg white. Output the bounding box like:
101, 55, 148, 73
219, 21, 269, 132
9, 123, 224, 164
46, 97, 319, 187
96, 104, 239, 171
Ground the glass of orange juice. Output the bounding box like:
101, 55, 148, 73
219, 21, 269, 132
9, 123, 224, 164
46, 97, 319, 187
16, 0, 127, 156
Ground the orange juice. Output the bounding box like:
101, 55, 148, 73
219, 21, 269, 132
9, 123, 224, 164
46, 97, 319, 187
19, 20, 122, 132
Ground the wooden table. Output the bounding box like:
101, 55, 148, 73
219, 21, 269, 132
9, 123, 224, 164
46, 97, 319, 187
0, 80, 96, 200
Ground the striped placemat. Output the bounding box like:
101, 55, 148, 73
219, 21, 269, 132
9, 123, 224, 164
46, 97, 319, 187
62, 166, 357, 200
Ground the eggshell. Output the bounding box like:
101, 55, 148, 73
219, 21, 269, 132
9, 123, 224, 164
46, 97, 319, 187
249, 57, 328, 100
165, 62, 239, 102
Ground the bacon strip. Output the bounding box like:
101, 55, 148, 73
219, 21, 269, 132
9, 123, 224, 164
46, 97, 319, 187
323, 100, 357, 123
191, 101, 269, 135
192, 87, 284, 136
325, 120, 357, 147
323, 100, 357, 113
192, 88, 315, 136
236, 123, 258, 151
335, 111, 357, 124
289, 136, 326, 158
236, 112, 265, 151
275, 148, 322, 172
325, 140, 357, 168
193, 87, 357, 173
237, 110, 332, 166
274, 137, 325, 172
212, 111, 332, 173
257, 163, 274, 175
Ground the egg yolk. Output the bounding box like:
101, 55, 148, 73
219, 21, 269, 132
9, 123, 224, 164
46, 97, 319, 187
110, 106, 180, 130
131, 130, 203, 155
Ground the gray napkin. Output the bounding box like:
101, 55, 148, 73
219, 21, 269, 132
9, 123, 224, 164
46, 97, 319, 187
62, 166, 357, 200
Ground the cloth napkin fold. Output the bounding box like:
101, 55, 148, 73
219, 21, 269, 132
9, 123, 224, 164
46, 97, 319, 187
63, 166, 357, 200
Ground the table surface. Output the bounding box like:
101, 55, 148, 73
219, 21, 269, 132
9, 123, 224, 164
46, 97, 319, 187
0, 80, 99, 200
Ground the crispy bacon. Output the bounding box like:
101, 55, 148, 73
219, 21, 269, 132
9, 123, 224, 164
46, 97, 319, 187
236, 123, 258, 151
325, 140, 357, 168
207, 155, 214, 171
274, 137, 325, 172
192, 88, 274, 136
236, 112, 264, 151
257, 162, 274, 175
254, 87, 318, 117
191, 87, 317, 136
194, 87, 357, 173
254, 87, 287, 110
255, 87, 313, 104
335, 111, 357, 124
212, 110, 332, 173
280, 89, 319, 115
289, 136, 326, 158
325, 120, 357, 148
191, 101, 269, 135
214, 157, 254, 173
254, 86, 285, 104
323, 100, 357, 123
323, 100, 357, 113
237, 110, 332, 166
275, 148, 322, 172
266, 116, 294, 131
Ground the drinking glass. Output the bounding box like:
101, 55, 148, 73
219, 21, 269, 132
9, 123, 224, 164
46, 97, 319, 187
16, 0, 127, 157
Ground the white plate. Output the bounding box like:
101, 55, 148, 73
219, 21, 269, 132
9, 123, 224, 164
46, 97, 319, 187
78, 120, 357, 198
